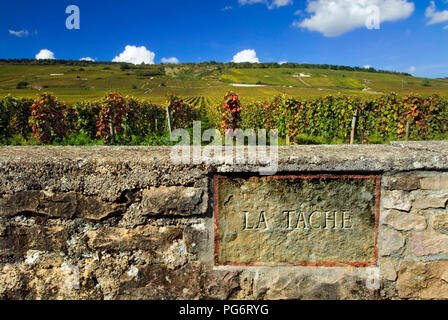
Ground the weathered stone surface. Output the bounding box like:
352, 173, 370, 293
413, 195, 448, 210
1, 145, 448, 300
431, 213, 448, 231
379, 229, 405, 256
216, 176, 378, 265
397, 261, 448, 299
382, 190, 412, 212
380, 210, 427, 231
0, 260, 103, 300
1, 145, 448, 202
0, 191, 125, 220
380, 258, 397, 281
116, 263, 240, 300
0, 225, 69, 257
420, 176, 448, 190
86, 226, 183, 252
383, 176, 419, 191
183, 224, 209, 256
141, 187, 207, 216
248, 269, 380, 300
0, 265, 27, 299
410, 232, 448, 257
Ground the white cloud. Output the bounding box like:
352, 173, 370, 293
112, 45, 155, 65
364, 65, 372, 69
294, 0, 415, 37
408, 66, 417, 73
425, 1, 448, 27
35, 49, 55, 60
222, 6, 233, 11
161, 57, 180, 64
80, 57, 95, 62
239, 0, 265, 5
9, 29, 29, 38
279, 61, 288, 65
269, 0, 293, 9
238, 0, 293, 9
232, 49, 260, 63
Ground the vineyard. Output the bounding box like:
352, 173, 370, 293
1, 91, 447, 146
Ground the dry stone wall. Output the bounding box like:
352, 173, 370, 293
0, 143, 448, 300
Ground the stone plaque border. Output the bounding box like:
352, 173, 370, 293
214, 174, 381, 267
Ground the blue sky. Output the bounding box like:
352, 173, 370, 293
1, 0, 448, 78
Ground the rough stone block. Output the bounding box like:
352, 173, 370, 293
0, 191, 125, 220
86, 226, 183, 252
116, 263, 240, 300
397, 261, 448, 299
413, 195, 448, 210
383, 176, 419, 191
420, 176, 448, 190
380, 210, 427, 231
431, 213, 448, 231
0, 265, 27, 299
141, 187, 207, 216
378, 229, 405, 256
251, 269, 380, 300
382, 190, 412, 212
380, 258, 397, 281
410, 232, 448, 257
0, 225, 69, 257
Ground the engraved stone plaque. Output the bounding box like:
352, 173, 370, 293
214, 175, 380, 266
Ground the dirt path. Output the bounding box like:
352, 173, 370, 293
298, 77, 312, 87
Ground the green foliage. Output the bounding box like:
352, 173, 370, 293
236, 93, 448, 144
293, 134, 326, 145
166, 95, 200, 129
16, 81, 28, 89
60, 132, 103, 146
120, 63, 131, 71
123, 97, 166, 138
1, 91, 447, 146
0, 95, 33, 143
71, 101, 101, 138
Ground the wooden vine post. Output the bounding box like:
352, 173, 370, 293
166, 106, 173, 134
109, 110, 115, 144
405, 120, 410, 141
350, 106, 359, 145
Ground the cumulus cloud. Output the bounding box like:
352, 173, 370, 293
238, 0, 293, 9
35, 49, 55, 60
294, 0, 415, 37
112, 45, 155, 65
232, 49, 260, 63
408, 66, 417, 73
80, 57, 95, 62
364, 65, 372, 69
9, 29, 29, 38
279, 61, 288, 65
425, 1, 448, 26
161, 57, 180, 64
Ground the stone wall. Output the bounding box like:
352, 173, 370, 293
0, 143, 448, 300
